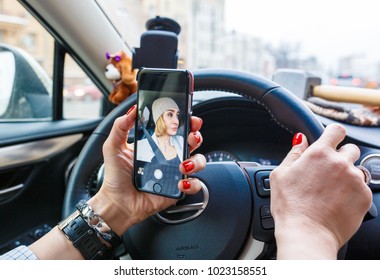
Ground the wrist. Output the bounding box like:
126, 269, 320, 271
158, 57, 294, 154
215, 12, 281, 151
29, 226, 85, 260
87, 189, 138, 237
274, 219, 340, 259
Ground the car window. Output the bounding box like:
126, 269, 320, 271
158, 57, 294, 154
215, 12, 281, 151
0, 1, 103, 121
0, 0, 54, 121
63, 54, 103, 119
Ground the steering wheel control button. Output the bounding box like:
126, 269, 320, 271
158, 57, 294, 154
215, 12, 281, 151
260, 205, 271, 218
360, 154, 380, 188
261, 217, 274, 230
263, 178, 270, 190
153, 183, 162, 193
255, 171, 271, 197
260, 205, 274, 229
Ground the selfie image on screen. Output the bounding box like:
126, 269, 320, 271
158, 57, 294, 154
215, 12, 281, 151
135, 90, 187, 197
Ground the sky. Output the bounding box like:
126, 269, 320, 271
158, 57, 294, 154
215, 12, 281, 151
225, 0, 380, 71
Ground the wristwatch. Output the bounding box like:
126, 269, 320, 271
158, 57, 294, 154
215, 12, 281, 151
76, 201, 123, 248
58, 210, 113, 260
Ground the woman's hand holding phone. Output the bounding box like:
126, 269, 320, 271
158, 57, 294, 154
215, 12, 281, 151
87, 106, 206, 237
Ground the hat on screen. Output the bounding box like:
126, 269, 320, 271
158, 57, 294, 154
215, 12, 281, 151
152, 97, 179, 124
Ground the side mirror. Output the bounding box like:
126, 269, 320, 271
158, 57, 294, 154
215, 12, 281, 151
0, 44, 52, 119
0, 48, 16, 117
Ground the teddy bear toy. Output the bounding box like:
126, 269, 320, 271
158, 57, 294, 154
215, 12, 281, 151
105, 51, 138, 105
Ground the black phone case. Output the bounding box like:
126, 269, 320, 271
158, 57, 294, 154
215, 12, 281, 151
133, 68, 193, 198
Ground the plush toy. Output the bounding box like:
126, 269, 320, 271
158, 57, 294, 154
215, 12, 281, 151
105, 51, 138, 105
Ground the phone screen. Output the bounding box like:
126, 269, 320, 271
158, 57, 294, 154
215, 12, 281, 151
133, 69, 193, 198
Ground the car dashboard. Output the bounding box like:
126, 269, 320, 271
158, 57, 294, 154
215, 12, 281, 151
192, 95, 293, 166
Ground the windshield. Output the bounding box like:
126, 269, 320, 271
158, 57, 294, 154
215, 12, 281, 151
97, 0, 380, 87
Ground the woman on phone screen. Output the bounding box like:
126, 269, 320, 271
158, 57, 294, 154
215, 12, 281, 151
137, 97, 185, 163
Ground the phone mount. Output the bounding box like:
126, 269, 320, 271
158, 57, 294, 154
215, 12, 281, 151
132, 16, 181, 69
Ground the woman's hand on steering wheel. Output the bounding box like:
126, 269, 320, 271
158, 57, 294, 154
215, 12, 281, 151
270, 123, 372, 259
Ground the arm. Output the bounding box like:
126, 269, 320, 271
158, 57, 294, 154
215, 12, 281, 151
270, 123, 372, 259
28, 106, 205, 260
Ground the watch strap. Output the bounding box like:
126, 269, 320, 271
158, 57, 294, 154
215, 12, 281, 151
60, 212, 113, 260
76, 200, 123, 248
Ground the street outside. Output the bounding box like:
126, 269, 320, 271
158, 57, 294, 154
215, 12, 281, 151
64, 100, 102, 119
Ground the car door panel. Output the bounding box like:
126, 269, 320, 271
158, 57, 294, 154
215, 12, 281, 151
0, 119, 101, 253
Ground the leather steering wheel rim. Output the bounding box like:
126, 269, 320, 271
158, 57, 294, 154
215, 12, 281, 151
63, 68, 324, 258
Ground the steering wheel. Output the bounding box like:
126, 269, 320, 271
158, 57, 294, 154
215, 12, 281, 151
63, 68, 324, 259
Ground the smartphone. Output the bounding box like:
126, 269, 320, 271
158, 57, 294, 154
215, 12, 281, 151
133, 68, 194, 198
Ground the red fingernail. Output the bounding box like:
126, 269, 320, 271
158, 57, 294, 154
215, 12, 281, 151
183, 180, 191, 189
126, 105, 136, 116
193, 133, 201, 144
292, 132, 303, 146
182, 161, 195, 172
